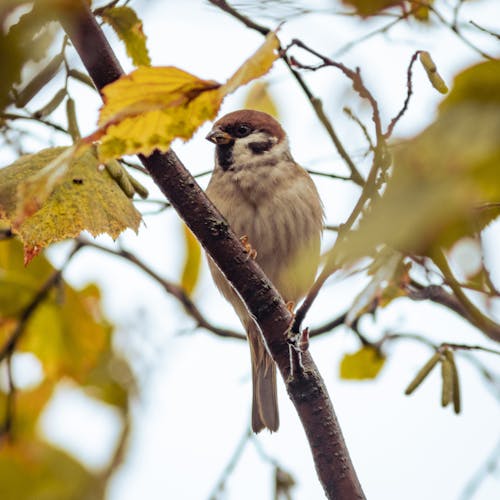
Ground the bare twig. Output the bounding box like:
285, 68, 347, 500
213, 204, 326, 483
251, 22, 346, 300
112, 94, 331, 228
384, 50, 420, 138
207, 0, 365, 187
78, 238, 244, 340
208, 427, 252, 500
469, 20, 500, 40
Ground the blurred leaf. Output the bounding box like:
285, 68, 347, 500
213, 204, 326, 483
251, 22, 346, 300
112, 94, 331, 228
0, 380, 54, 437
333, 61, 500, 262
1, 2, 58, 111
339, 346, 385, 380
0, 240, 109, 383
345, 249, 405, 325
100, 5, 151, 67
411, 0, 433, 22
180, 224, 202, 296
341, 0, 403, 17
0, 439, 102, 500
94, 32, 280, 160
243, 80, 279, 118
0, 147, 142, 262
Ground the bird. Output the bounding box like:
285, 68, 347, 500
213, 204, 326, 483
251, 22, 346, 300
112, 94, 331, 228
205, 109, 323, 432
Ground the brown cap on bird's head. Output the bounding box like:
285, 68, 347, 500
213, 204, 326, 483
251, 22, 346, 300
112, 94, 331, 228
206, 109, 286, 144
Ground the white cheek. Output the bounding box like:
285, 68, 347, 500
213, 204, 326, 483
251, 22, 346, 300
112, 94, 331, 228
232, 132, 279, 163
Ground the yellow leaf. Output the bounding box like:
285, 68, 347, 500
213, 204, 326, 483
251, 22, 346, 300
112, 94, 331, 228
339, 346, 386, 380
0, 147, 142, 260
181, 224, 201, 296
100, 5, 151, 67
244, 81, 279, 118
221, 32, 280, 95
0, 240, 110, 383
0, 439, 100, 500
341, 0, 403, 17
94, 32, 280, 161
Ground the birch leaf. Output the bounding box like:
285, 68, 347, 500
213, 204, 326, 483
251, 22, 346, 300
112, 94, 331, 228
94, 32, 280, 161
0, 147, 142, 262
100, 5, 151, 67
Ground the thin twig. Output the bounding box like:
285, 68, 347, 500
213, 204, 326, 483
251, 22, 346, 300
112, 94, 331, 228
469, 20, 500, 40
207, 0, 365, 187
2, 112, 69, 134
208, 427, 252, 500
78, 238, 245, 340
384, 50, 420, 138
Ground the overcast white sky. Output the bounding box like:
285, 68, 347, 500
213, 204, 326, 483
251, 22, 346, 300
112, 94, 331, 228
5, 1, 500, 499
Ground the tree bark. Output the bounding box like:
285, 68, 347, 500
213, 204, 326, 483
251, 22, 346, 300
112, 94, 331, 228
60, 3, 365, 498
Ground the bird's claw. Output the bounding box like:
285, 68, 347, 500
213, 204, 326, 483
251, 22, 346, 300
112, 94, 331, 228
240, 235, 257, 260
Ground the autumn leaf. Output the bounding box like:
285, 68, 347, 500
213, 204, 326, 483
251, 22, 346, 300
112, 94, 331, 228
340, 346, 386, 380
0, 147, 142, 261
0, 240, 108, 382
100, 5, 151, 67
342, 0, 403, 17
181, 224, 202, 296
0, 439, 101, 500
244, 81, 279, 118
94, 32, 280, 161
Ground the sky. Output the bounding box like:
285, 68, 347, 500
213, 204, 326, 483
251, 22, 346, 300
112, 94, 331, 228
3, 1, 500, 499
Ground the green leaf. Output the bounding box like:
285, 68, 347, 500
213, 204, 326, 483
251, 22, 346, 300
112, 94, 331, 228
100, 6, 151, 67
0, 147, 142, 262
339, 346, 385, 380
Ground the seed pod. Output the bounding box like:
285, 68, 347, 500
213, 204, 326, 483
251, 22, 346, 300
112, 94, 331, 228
68, 69, 96, 89
66, 98, 81, 141
405, 351, 440, 395
419, 51, 448, 94
105, 160, 135, 198
15, 53, 65, 107
34, 88, 66, 118
445, 350, 461, 414
126, 171, 149, 199
441, 354, 453, 407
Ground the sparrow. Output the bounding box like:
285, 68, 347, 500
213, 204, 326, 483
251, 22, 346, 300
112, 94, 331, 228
205, 109, 323, 432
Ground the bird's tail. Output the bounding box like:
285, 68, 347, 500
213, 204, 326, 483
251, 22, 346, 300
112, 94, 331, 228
247, 321, 279, 433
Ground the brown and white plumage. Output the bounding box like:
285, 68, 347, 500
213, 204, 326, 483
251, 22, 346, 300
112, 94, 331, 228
205, 110, 323, 432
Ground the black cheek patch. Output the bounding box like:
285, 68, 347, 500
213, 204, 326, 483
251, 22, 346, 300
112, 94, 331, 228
216, 143, 234, 171
248, 140, 273, 155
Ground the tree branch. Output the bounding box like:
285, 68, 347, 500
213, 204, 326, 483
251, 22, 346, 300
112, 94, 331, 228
78, 238, 245, 340
60, 3, 365, 498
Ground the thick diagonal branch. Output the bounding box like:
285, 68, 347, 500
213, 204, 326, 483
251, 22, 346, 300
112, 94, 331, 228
59, 3, 364, 498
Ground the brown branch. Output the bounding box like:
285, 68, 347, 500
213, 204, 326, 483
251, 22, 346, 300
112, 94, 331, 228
78, 238, 245, 340
60, 4, 365, 498
208, 0, 365, 187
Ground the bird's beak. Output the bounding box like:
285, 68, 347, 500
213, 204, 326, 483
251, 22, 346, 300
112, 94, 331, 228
205, 129, 232, 145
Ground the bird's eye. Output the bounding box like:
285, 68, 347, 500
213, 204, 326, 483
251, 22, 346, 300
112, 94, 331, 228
234, 124, 252, 138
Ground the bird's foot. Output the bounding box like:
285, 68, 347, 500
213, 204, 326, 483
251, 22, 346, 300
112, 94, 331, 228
240, 235, 257, 260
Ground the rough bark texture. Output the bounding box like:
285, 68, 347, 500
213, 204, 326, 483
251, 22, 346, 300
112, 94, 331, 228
60, 3, 365, 498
